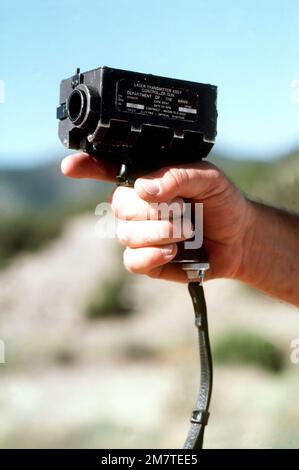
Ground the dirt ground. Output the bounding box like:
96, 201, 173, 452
0, 215, 298, 448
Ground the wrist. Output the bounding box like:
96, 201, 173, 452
233, 198, 261, 283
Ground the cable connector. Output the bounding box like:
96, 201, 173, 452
190, 408, 210, 425
182, 262, 210, 285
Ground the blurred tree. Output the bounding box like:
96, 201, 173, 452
213, 329, 285, 373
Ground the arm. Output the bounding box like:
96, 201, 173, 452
239, 201, 299, 306
61, 153, 299, 307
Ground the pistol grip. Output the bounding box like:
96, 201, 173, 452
172, 242, 208, 264
116, 165, 208, 266
172, 197, 208, 265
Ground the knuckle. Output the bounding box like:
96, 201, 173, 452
116, 222, 132, 246
123, 247, 161, 274
146, 249, 159, 267
124, 262, 140, 274
123, 249, 143, 274
155, 199, 185, 220
166, 167, 189, 193
159, 221, 174, 240
118, 221, 174, 247
201, 162, 225, 185
208, 166, 222, 182
122, 249, 135, 272
111, 187, 135, 220
111, 194, 122, 218
206, 167, 228, 195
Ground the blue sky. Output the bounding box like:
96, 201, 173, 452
0, 0, 299, 167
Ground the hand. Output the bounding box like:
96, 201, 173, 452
61, 153, 254, 283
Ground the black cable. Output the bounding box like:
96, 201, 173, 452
183, 282, 213, 449
116, 175, 213, 449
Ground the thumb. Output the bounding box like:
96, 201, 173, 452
134, 161, 224, 202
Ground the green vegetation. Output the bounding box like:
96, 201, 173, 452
0, 160, 111, 267
0, 192, 114, 267
213, 330, 285, 373
0, 212, 63, 268
0, 201, 100, 268
85, 274, 134, 319
52, 348, 76, 366
211, 154, 270, 194
122, 343, 159, 360
211, 151, 299, 212
0, 150, 298, 268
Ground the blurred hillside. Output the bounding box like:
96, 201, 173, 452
0, 158, 111, 267
212, 150, 299, 212
0, 150, 298, 266
0, 214, 298, 449
0, 151, 298, 449
1, 150, 298, 215
0, 160, 110, 215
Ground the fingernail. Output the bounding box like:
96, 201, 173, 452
60, 158, 69, 175
137, 179, 160, 195
161, 244, 176, 256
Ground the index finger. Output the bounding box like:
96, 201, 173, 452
61, 152, 118, 183
112, 186, 186, 221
